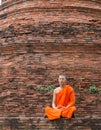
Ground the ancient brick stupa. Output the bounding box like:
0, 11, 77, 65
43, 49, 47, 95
0, 0, 101, 129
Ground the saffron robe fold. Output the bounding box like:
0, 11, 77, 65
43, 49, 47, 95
45, 85, 76, 120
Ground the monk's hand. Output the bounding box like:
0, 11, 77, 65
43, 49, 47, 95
60, 107, 65, 110
60, 105, 70, 110
57, 106, 65, 110
65, 105, 70, 109
57, 105, 63, 109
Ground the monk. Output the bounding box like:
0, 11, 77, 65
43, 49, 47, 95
45, 75, 76, 120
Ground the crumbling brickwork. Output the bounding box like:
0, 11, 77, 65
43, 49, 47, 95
0, 0, 101, 129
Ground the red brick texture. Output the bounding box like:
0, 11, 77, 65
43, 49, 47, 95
0, 0, 101, 129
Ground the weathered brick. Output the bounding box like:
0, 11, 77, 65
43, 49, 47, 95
0, 0, 101, 129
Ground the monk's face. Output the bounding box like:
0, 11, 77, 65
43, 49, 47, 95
58, 75, 67, 86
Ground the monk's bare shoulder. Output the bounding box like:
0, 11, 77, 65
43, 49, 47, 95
54, 87, 61, 94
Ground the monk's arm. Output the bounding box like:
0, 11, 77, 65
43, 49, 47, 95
52, 90, 57, 109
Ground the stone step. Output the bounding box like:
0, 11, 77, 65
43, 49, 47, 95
0, 117, 100, 130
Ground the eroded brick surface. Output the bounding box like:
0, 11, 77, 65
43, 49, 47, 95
0, 0, 101, 129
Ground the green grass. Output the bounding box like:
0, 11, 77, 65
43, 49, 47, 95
27, 84, 55, 93
89, 84, 101, 94
36, 85, 55, 93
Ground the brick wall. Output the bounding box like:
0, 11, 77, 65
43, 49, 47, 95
0, 0, 101, 129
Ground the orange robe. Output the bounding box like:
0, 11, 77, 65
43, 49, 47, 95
45, 85, 76, 120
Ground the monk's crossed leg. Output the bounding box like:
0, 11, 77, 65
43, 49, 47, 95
45, 106, 62, 120
61, 106, 76, 119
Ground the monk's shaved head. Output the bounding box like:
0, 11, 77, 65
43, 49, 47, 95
58, 74, 67, 87
59, 74, 68, 80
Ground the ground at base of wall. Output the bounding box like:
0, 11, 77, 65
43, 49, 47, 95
0, 117, 101, 130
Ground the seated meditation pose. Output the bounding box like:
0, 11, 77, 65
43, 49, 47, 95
45, 75, 76, 120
